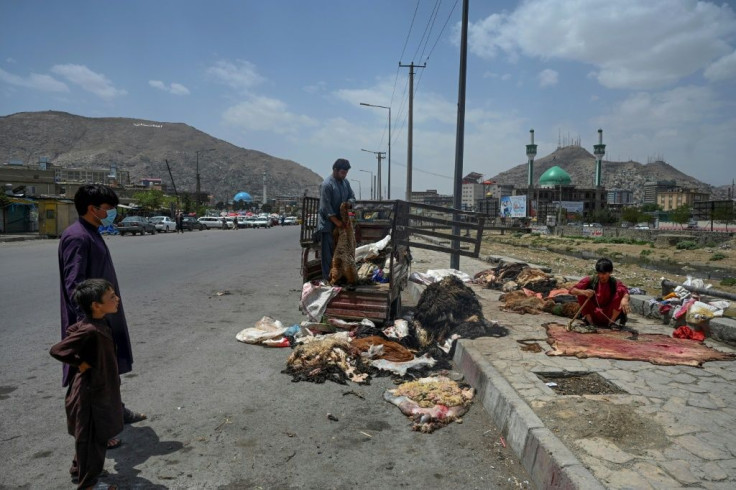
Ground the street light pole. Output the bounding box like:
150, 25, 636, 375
350, 179, 362, 199
359, 102, 391, 199
361, 149, 385, 200
195, 148, 215, 205
359, 169, 374, 200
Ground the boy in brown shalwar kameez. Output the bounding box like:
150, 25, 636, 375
50, 279, 123, 489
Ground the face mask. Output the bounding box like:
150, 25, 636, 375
99, 208, 117, 227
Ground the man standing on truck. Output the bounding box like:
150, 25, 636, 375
316, 158, 356, 281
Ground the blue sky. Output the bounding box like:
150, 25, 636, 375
2, 0, 735, 199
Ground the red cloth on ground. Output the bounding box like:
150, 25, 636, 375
672, 326, 706, 341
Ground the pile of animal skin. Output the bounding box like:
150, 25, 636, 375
283, 336, 369, 384
384, 376, 475, 432
412, 275, 507, 353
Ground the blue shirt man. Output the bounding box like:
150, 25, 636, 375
317, 158, 356, 280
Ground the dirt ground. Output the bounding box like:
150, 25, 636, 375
530, 397, 670, 456
479, 232, 736, 296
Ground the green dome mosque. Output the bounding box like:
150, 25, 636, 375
538, 166, 572, 187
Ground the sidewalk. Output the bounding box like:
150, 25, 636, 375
407, 247, 736, 490
0, 232, 46, 243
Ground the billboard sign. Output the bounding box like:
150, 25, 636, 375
500, 195, 527, 218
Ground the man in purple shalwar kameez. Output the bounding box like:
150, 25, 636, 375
59, 185, 146, 449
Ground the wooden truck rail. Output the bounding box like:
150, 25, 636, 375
299, 197, 486, 324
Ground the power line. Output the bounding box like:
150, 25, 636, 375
413, 0, 441, 63
425, 0, 459, 62
391, 159, 453, 179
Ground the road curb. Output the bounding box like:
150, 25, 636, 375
454, 340, 605, 490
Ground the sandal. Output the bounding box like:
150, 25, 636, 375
107, 438, 122, 450
123, 407, 147, 424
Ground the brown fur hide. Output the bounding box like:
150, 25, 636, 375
329, 202, 357, 286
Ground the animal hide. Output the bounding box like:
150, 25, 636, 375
544, 322, 736, 367
351, 335, 414, 362
499, 290, 554, 314
283, 337, 369, 384
329, 202, 357, 286
383, 376, 474, 433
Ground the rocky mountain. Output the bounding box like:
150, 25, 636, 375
489, 145, 723, 202
0, 111, 324, 202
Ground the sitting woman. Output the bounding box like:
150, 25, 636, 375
569, 257, 631, 327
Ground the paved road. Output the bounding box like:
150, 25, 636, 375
0, 227, 530, 489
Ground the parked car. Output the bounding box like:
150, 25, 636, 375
245, 216, 271, 228
198, 216, 228, 229
181, 216, 205, 231
235, 216, 251, 229
150, 216, 176, 232
634, 224, 650, 230
282, 216, 298, 226
115, 216, 156, 235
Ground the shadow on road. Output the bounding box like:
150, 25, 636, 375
107, 425, 183, 488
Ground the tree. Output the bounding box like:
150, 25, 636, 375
261, 203, 273, 213
641, 203, 662, 213
132, 190, 165, 214
621, 206, 642, 225
589, 209, 616, 225
712, 202, 736, 231
670, 204, 691, 229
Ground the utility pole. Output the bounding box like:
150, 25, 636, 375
360, 149, 386, 200
164, 159, 179, 204
195, 148, 215, 205
399, 61, 426, 202
450, 0, 469, 270
526, 129, 537, 219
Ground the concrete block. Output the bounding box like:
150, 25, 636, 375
523, 428, 604, 490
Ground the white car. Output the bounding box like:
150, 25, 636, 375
150, 216, 176, 232
245, 216, 271, 228
198, 216, 229, 229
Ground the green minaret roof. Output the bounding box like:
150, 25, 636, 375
539, 165, 571, 187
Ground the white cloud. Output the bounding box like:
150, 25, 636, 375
0, 68, 68, 92
303, 81, 327, 94
467, 0, 736, 89
704, 50, 736, 82
149, 80, 190, 95
50, 64, 126, 99
597, 85, 718, 132
6, 57, 16, 64
538, 69, 558, 87
222, 95, 318, 134
207, 60, 265, 91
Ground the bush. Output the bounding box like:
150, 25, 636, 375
710, 252, 727, 261
720, 277, 736, 287
640, 249, 652, 256
676, 240, 699, 250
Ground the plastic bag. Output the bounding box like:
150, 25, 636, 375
685, 301, 720, 326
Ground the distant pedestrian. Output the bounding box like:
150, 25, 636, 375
50, 278, 123, 489
233, 216, 239, 230
175, 211, 184, 234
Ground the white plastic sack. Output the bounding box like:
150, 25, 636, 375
409, 269, 472, 285
355, 234, 391, 262
236, 316, 285, 344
